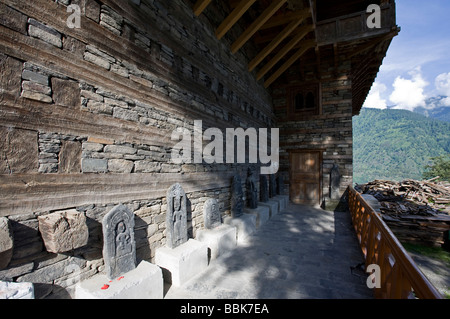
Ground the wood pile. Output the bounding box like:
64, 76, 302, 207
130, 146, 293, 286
355, 179, 450, 247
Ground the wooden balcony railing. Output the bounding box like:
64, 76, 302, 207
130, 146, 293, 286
348, 186, 443, 299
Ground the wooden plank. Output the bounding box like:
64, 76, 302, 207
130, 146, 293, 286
0, 172, 235, 216
264, 40, 315, 87
256, 24, 314, 81
193, 0, 213, 16
248, 18, 303, 72
215, 0, 257, 40
231, 0, 287, 54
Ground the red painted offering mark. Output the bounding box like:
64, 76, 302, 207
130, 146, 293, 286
117, 276, 124, 281
101, 284, 110, 290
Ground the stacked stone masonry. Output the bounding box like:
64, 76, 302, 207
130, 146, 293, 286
0, 0, 357, 298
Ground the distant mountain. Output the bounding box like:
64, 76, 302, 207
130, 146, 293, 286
353, 108, 450, 185
385, 96, 450, 123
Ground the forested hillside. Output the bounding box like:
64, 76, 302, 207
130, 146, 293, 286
353, 108, 450, 184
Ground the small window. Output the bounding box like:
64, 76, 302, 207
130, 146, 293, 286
306, 92, 315, 109
288, 84, 321, 118
295, 93, 304, 110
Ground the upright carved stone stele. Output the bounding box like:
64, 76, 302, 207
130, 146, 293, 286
230, 174, 244, 218
246, 168, 258, 209
269, 174, 277, 198
330, 164, 341, 200
260, 175, 269, 203
203, 198, 221, 230
166, 183, 188, 249
102, 204, 136, 280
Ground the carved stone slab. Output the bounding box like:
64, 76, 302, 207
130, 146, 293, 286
246, 168, 258, 209
102, 204, 136, 280
38, 209, 88, 254
166, 183, 188, 249
203, 198, 221, 230
260, 175, 269, 203
269, 174, 277, 198
230, 175, 244, 218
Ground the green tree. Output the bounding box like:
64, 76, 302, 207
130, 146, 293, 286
423, 154, 450, 181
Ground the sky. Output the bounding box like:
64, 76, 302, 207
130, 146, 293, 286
363, 0, 450, 110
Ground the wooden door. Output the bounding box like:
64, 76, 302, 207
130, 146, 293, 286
289, 151, 322, 205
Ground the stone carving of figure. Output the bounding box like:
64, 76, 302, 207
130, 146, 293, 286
269, 174, 277, 198
246, 168, 258, 209
230, 174, 244, 218
115, 221, 132, 256
260, 175, 269, 203
102, 204, 136, 280
277, 174, 284, 196
330, 164, 341, 200
166, 183, 188, 249
204, 198, 221, 229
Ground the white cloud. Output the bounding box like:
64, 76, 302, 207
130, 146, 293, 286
435, 72, 450, 105
363, 82, 388, 109
389, 67, 429, 111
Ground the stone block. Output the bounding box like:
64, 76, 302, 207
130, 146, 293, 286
38, 210, 89, 253
21, 90, 53, 103
196, 224, 236, 260
0, 218, 13, 270
258, 200, 279, 217
75, 261, 163, 299
223, 214, 257, 244
271, 196, 287, 211
51, 78, 81, 108
0, 127, 39, 174
244, 205, 270, 228
155, 239, 208, 287
82, 158, 108, 173
0, 55, 23, 96
59, 140, 82, 173
21, 69, 49, 86
28, 23, 62, 48
0, 281, 34, 299
85, 0, 101, 23
108, 159, 134, 173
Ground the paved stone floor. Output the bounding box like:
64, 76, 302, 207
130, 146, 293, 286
165, 204, 374, 299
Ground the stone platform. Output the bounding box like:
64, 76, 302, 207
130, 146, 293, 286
197, 224, 237, 260
223, 214, 257, 244
75, 261, 163, 299
155, 239, 208, 287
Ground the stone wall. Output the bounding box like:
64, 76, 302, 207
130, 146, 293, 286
0, 0, 271, 298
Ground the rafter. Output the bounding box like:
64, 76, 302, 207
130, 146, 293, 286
264, 40, 315, 87
215, 0, 258, 40
256, 24, 314, 81
231, 0, 287, 54
193, 0, 213, 16
259, 8, 310, 31
248, 18, 304, 72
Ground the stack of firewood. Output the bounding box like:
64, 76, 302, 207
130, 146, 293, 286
355, 179, 450, 247
356, 179, 450, 216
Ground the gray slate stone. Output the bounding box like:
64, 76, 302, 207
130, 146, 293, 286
102, 204, 136, 280
0, 218, 13, 270
166, 183, 188, 249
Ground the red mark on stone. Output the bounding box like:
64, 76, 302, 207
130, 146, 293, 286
117, 276, 124, 281
101, 284, 110, 290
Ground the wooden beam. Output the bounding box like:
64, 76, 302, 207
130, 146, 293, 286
248, 17, 304, 71
193, 0, 213, 16
264, 40, 315, 87
231, 0, 288, 53
215, 0, 258, 40
256, 24, 314, 80
259, 8, 310, 30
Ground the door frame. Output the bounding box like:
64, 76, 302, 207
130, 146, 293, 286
288, 149, 324, 205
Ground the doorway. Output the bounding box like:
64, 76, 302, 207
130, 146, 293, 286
289, 150, 323, 205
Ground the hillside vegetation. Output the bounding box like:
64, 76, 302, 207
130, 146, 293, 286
353, 108, 450, 184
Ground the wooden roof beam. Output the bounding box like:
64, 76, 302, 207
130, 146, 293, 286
193, 0, 213, 16
256, 24, 314, 81
215, 0, 258, 40
248, 17, 304, 72
259, 8, 311, 31
264, 40, 315, 87
231, 0, 288, 54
